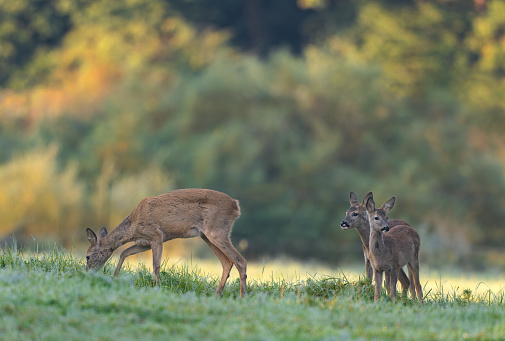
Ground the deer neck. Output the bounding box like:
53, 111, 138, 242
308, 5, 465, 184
369, 228, 386, 255
100, 213, 135, 252
355, 220, 371, 251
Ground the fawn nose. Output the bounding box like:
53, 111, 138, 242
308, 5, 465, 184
340, 220, 350, 229
381, 225, 390, 232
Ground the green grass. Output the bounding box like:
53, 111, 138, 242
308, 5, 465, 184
1, 247, 505, 340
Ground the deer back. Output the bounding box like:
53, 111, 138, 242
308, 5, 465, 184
386, 224, 420, 259
130, 189, 241, 241
388, 219, 411, 228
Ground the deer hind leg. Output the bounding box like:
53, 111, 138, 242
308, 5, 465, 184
151, 228, 164, 286
206, 234, 247, 297
201, 234, 233, 296
398, 268, 410, 297
114, 239, 151, 277
407, 261, 423, 306
408, 267, 415, 300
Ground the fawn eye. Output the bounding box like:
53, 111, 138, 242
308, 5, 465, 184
374, 217, 379, 220
352, 213, 358, 217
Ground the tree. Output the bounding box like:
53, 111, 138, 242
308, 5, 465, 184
0, 0, 72, 87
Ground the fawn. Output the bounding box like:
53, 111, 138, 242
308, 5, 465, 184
340, 192, 414, 297
85, 188, 247, 297
366, 196, 423, 305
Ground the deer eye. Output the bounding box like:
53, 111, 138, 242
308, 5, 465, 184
374, 217, 379, 220
352, 213, 358, 217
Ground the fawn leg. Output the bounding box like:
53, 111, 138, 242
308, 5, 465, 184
385, 271, 391, 295
201, 234, 233, 296
408, 267, 415, 300
114, 241, 151, 276
364, 246, 373, 281
374, 270, 383, 303
398, 268, 410, 296
390, 269, 399, 302
408, 262, 423, 306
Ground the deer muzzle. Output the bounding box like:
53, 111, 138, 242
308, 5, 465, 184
340, 220, 350, 229
381, 225, 390, 232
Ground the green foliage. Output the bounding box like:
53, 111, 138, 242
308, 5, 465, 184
0, 0, 71, 87
460, 0, 505, 132
345, 2, 470, 97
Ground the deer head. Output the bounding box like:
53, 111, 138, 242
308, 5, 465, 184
366, 196, 395, 233
340, 192, 373, 230
86, 227, 112, 270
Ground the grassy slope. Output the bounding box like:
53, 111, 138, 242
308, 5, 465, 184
0, 250, 504, 341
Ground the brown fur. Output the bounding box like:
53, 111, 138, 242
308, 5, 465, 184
86, 189, 247, 297
340, 192, 414, 296
366, 196, 423, 305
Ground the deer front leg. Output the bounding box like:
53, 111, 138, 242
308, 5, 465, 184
364, 247, 373, 281
384, 270, 391, 295
389, 269, 399, 302
151, 228, 164, 286
114, 240, 151, 277
374, 270, 383, 303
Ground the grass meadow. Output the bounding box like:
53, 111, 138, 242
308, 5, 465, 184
1, 247, 505, 340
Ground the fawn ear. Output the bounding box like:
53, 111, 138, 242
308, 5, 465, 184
380, 197, 396, 213
366, 197, 375, 212
86, 228, 97, 246
350, 192, 359, 205
98, 227, 108, 240
362, 192, 373, 206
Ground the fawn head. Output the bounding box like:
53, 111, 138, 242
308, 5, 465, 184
340, 192, 373, 230
366, 196, 395, 233
85, 227, 112, 270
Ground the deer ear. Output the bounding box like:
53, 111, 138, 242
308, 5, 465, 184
366, 197, 375, 212
362, 192, 373, 206
86, 228, 97, 246
350, 192, 359, 205
380, 197, 396, 213
98, 227, 108, 240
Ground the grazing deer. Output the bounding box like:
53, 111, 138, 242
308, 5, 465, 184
366, 196, 423, 305
340, 192, 414, 296
85, 188, 247, 297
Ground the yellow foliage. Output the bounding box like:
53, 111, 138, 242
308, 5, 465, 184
108, 166, 173, 225
0, 14, 231, 127
161, 17, 231, 69
0, 90, 28, 119
297, 0, 326, 10
468, 0, 505, 72
0, 146, 83, 240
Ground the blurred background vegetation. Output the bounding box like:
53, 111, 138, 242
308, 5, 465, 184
1, 0, 505, 270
